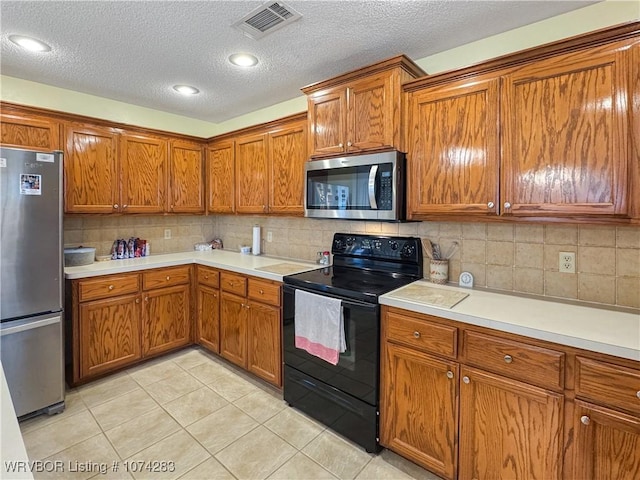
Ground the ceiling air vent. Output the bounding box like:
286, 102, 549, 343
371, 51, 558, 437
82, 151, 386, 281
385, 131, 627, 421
232, 2, 302, 40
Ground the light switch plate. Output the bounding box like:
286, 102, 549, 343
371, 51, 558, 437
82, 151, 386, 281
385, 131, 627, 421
459, 271, 474, 288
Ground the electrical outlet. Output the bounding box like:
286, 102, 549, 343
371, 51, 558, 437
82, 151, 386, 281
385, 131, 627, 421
267, 231, 273, 243
559, 251, 576, 273
164, 229, 171, 240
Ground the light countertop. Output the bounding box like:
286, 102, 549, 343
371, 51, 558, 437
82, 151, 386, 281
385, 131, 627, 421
65, 250, 640, 362
380, 280, 640, 362
64, 250, 319, 282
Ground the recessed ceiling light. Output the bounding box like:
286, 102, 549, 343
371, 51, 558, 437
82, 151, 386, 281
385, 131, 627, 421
9, 35, 51, 52
228, 53, 259, 67
173, 85, 200, 95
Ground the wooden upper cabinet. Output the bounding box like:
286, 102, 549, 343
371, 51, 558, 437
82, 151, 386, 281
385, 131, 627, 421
630, 42, 640, 221
64, 123, 120, 213
307, 89, 347, 156
207, 140, 235, 214
269, 120, 307, 215
120, 133, 167, 213
168, 140, 204, 213
501, 41, 631, 217
235, 133, 269, 214
406, 77, 500, 217
303, 55, 426, 158
0, 111, 60, 151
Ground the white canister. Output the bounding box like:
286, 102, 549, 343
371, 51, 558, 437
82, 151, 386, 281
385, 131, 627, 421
252, 224, 261, 255
429, 259, 449, 284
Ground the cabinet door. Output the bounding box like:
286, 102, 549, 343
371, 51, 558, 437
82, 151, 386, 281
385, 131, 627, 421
142, 284, 190, 357
459, 366, 563, 480
307, 89, 347, 157
347, 74, 393, 152
207, 140, 235, 213
0, 111, 60, 151
235, 133, 269, 214
197, 284, 220, 354
120, 133, 167, 213
380, 343, 458, 480
573, 400, 640, 480
64, 124, 120, 213
407, 77, 500, 217
79, 294, 141, 379
268, 121, 307, 215
247, 301, 282, 387
501, 43, 630, 217
169, 140, 204, 213
219, 291, 248, 368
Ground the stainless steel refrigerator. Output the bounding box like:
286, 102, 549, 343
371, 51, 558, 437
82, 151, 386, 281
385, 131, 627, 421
0, 147, 65, 417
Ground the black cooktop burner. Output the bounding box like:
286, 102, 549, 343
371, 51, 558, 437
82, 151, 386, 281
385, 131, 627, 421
283, 233, 423, 303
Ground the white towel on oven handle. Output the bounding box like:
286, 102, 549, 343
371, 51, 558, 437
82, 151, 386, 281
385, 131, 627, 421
294, 289, 346, 365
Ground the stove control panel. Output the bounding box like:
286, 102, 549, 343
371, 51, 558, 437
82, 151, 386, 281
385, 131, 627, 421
332, 233, 422, 263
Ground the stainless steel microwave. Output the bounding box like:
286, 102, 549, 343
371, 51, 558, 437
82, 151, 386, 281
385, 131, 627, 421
304, 151, 406, 221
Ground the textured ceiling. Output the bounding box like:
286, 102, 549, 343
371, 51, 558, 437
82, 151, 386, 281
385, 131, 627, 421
1, 1, 598, 123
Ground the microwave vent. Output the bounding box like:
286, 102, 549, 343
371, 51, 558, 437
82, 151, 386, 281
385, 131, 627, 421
233, 2, 302, 40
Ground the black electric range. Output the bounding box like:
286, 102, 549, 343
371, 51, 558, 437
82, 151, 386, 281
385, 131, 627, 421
282, 233, 423, 453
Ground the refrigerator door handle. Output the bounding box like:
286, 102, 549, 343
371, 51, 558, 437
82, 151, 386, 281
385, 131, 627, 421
0, 315, 61, 336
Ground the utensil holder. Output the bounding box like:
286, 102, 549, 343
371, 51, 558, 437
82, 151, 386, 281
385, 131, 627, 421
430, 259, 449, 284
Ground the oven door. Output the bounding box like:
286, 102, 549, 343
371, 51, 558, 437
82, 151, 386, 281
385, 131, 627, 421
282, 284, 380, 405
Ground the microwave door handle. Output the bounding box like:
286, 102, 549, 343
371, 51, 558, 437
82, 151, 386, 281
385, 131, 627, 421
368, 165, 378, 209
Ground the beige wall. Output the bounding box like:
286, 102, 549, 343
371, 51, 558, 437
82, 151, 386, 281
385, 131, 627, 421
2, 0, 638, 136
64, 214, 640, 310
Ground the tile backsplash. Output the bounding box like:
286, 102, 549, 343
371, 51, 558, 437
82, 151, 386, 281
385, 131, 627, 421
64, 215, 640, 309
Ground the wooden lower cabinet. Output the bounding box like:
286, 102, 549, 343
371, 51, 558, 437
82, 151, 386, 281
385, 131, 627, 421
142, 284, 190, 357
458, 366, 564, 480
381, 343, 458, 479
197, 285, 220, 353
219, 291, 248, 367
79, 293, 141, 379
247, 301, 281, 386
219, 274, 282, 387
572, 400, 640, 479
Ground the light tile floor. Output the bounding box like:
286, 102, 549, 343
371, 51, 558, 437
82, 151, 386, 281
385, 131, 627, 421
19, 347, 442, 480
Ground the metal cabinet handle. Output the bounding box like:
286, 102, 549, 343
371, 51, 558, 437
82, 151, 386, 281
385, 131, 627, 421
113, 204, 119, 209
446, 371, 454, 379
413, 331, 421, 339
347, 141, 352, 147
259, 289, 264, 294
166, 276, 170, 280
135, 298, 140, 304
504, 202, 511, 209
462, 376, 470, 384
487, 201, 495, 209
204, 275, 209, 280
636, 391, 640, 400
245, 304, 250, 309
108, 285, 114, 290
144, 296, 149, 302
122, 204, 128, 209
504, 354, 513, 364
581, 415, 590, 425
170, 205, 174, 209
213, 293, 217, 298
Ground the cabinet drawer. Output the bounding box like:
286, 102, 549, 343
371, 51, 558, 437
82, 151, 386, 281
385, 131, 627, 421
197, 266, 220, 288
248, 278, 281, 307
462, 330, 565, 390
78, 274, 140, 302
143, 266, 190, 290
221, 272, 247, 296
576, 356, 640, 414
385, 310, 457, 358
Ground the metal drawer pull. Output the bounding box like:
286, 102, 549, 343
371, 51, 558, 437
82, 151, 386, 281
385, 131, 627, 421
637, 391, 640, 399
504, 354, 513, 364
113, 204, 119, 209
487, 201, 494, 208
504, 202, 511, 209
166, 276, 170, 280
259, 289, 264, 294
413, 331, 421, 339
108, 285, 114, 290
446, 371, 454, 379
581, 415, 590, 425
135, 298, 140, 304
462, 376, 470, 384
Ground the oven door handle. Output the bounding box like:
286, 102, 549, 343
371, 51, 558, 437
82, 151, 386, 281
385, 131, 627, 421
284, 285, 379, 311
